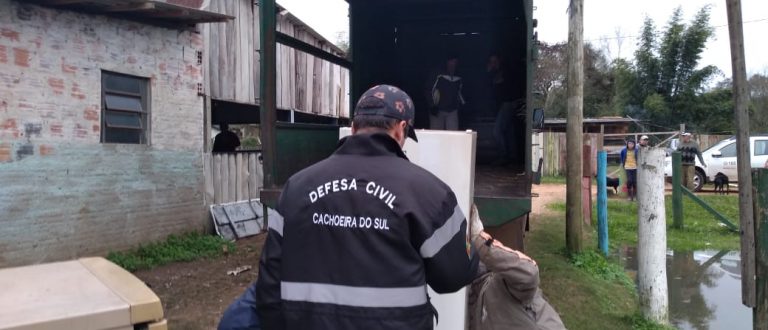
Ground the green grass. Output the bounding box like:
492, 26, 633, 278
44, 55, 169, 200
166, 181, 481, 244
528, 213, 672, 330
547, 194, 739, 251
571, 250, 635, 290
541, 175, 567, 184
107, 232, 235, 272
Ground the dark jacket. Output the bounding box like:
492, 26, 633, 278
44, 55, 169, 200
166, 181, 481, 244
677, 140, 706, 166
468, 237, 566, 330
256, 133, 479, 330
431, 74, 465, 112
213, 130, 241, 152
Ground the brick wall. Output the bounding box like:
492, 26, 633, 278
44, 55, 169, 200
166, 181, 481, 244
0, 1, 207, 267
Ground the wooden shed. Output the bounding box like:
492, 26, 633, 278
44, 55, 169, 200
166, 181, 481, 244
199, 1, 351, 206
200, 1, 350, 127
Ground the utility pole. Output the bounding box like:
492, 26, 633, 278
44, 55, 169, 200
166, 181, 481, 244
725, 0, 758, 317
637, 148, 669, 324
565, 0, 584, 254
259, 0, 279, 216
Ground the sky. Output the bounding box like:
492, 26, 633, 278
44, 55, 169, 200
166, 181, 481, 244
276, 0, 768, 78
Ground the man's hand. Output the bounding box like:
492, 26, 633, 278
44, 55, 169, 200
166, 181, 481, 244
478, 231, 537, 265
469, 204, 484, 241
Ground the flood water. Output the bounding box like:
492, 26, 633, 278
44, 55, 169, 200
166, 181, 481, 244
621, 248, 752, 330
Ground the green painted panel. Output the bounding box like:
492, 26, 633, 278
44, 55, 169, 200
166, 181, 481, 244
474, 196, 531, 227
275, 123, 339, 186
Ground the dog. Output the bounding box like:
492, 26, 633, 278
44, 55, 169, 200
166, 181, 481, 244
713, 172, 730, 195
594, 175, 621, 194
594, 175, 620, 194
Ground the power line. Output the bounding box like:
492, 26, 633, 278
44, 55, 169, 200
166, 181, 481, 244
584, 18, 768, 43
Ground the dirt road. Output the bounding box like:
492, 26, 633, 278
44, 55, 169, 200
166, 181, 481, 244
532, 183, 566, 216
135, 235, 266, 329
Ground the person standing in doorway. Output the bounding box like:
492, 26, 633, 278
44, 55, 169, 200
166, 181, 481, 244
487, 54, 522, 165
620, 140, 639, 201
256, 85, 479, 330
677, 132, 706, 190
212, 123, 241, 152
428, 56, 465, 130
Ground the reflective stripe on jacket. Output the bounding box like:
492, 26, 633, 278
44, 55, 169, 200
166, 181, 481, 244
256, 133, 479, 330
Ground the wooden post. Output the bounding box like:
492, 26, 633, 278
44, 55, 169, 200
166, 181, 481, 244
726, 0, 757, 311
637, 148, 669, 324
672, 152, 684, 229
597, 151, 609, 255
582, 144, 592, 226
753, 169, 768, 328
260, 0, 278, 193
565, 0, 585, 254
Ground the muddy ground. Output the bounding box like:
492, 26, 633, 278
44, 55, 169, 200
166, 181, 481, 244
134, 235, 266, 329
134, 184, 567, 329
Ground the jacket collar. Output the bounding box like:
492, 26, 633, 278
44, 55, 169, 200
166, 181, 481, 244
334, 133, 409, 160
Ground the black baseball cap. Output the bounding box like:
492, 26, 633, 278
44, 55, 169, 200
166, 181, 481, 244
354, 84, 418, 142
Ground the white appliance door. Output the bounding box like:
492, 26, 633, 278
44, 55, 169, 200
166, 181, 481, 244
340, 128, 477, 330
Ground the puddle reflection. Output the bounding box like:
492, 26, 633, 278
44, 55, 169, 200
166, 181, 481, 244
620, 248, 751, 330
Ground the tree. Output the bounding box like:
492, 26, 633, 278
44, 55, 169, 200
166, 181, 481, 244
534, 42, 566, 104
634, 17, 660, 101
749, 73, 768, 133
628, 6, 720, 130
538, 42, 615, 118
609, 58, 637, 115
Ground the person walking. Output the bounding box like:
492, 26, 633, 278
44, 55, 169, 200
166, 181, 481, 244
256, 84, 479, 330
467, 206, 566, 330
428, 56, 465, 130
677, 132, 706, 190
620, 140, 639, 201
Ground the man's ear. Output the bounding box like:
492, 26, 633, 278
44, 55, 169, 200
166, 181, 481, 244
389, 120, 407, 146
351, 121, 357, 134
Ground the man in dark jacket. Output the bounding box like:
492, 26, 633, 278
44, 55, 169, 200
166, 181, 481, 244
212, 123, 241, 152
256, 84, 479, 330
677, 132, 706, 190
429, 56, 465, 130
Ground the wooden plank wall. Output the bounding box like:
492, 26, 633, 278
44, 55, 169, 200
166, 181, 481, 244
540, 132, 603, 177
204, 0, 256, 104
204, 0, 350, 118
205, 152, 263, 204
276, 15, 350, 118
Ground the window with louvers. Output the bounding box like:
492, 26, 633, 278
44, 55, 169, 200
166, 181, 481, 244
101, 72, 149, 144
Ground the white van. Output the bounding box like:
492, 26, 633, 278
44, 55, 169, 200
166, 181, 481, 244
664, 135, 768, 191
